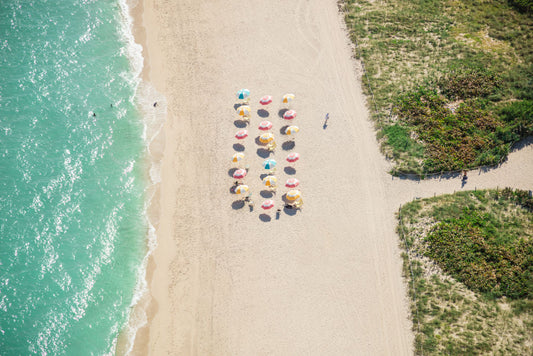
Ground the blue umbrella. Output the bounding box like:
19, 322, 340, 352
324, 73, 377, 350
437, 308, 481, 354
237, 89, 250, 100
262, 158, 277, 170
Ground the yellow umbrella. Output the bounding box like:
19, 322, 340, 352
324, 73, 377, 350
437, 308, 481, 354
286, 189, 301, 201
259, 132, 274, 143
236, 105, 251, 117
285, 125, 300, 136
232, 152, 245, 163
234, 185, 249, 195
282, 93, 295, 104
262, 175, 277, 187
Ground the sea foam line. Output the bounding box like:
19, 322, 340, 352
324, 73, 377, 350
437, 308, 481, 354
114, 0, 166, 354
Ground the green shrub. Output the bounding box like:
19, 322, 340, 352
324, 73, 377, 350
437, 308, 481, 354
425, 206, 533, 299
439, 69, 502, 100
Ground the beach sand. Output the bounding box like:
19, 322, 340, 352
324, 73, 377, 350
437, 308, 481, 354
129, 0, 533, 354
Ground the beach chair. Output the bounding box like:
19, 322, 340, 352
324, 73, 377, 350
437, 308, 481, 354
267, 168, 276, 175
267, 141, 277, 152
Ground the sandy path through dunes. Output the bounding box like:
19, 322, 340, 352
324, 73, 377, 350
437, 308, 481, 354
132, 0, 532, 355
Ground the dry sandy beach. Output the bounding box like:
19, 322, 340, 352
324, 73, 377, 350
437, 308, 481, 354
129, 0, 533, 355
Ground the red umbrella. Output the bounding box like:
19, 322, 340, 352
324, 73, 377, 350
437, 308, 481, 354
233, 169, 247, 179
286, 152, 300, 163
285, 178, 300, 188
235, 129, 248, 139
261, 199, 275, 210
283, 110, 297, 120
258, 121, 273, 131
259, 95, 273, 105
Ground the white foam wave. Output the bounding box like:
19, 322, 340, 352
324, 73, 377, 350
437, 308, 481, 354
114, 1, 167, 354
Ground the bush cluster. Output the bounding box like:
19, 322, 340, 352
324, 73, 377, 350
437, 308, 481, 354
394, 88, 508, 172
438, 69, 502, 100
425, 193, 533, 299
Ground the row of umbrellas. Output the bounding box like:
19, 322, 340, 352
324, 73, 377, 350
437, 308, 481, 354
234, 127, 300, 141
236, 105, 297, 120
237, 90, 295, 105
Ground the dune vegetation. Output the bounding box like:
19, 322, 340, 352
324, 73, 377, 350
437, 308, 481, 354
398, 189, 533, 355
341, 0, 533, 175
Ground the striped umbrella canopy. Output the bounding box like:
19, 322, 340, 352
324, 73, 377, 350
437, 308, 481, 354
262, 158, 277, 170
258, 121, 273, 131
233, 169, 247, 179
234, 184, 249, 195
259, 95, 273, 105
282, 93, 295, 103
286, 152, 300, 163
286, 189, 301, 201
236, 105, 252, 116
262, 175, 277, 187
237, 89, 250, 100
232, 152, 245, 163
283, 110, 297, 120
261, 199, 275, 210
285, 125, 300, 136
285, 178, 300, 188
235, 129, 248, 139
259, 132, 274, 143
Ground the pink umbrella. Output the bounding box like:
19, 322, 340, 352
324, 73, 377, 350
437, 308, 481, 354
258, 121, 273, 131
286, 152, 300, 163
261, 199, 275, 210
235, 129, 248, 140
285, 178, 300, 188
233, 169, 247, 179
259, 95, 273, 105
283, 110, 297, 120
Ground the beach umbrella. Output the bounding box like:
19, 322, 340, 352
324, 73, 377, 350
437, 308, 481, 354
236, 105, 252, 117
261, 199, 275, 210
285, 125, 300, 136
262, 158, 277, 170
258, 121, 273, 131
235, 129, 248, 139
234, 184, 249, 195
262, 175, 277, 187
283, 110, 297, 120
233, 169, 247, 180
285, 178, 300, 188
259, 132, 274, 144
286, 189, 301, 201
282, 93, 295, 104
286, 152, 300, 163
259, 95, 273, 105
237, 89, 250, 100
232, 152, 245, 163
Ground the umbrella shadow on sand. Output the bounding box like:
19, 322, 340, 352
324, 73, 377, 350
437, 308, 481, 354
259, 214, 272, 222
233, 143, 245, 151
256, 148, 271, 158
260, 190, 275, 198
228, 168, 239, 177
257, 109, 269, 118
234, 119, 248, 128
233, 103, 245, 110
278, 108, 288, 118
284, 166, 296, 175
279, 125, 290, 135
232, 200, 245, 210
282, 141, 295, 151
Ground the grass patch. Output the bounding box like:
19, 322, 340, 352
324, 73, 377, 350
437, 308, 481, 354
398, 188, 533, 355
341, 0, 533, 174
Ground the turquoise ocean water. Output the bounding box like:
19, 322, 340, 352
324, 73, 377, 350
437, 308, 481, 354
0, 1, 149, 354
